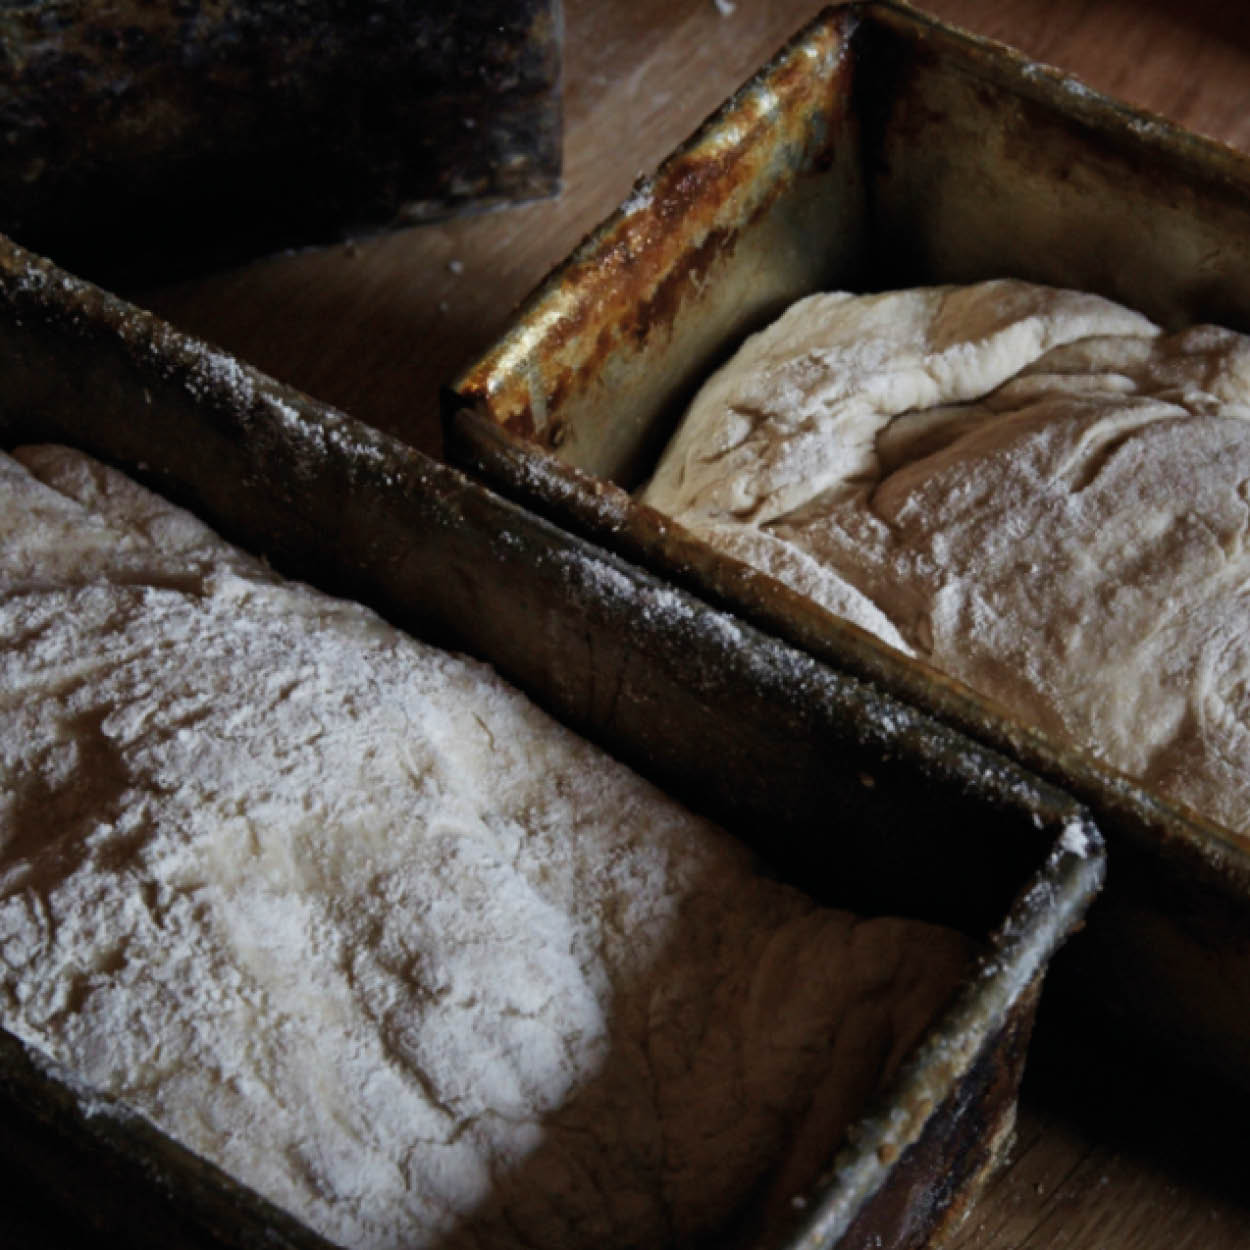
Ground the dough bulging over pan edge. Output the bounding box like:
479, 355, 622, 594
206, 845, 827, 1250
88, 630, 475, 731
0, 444, 970, 1250
641, 279, 1250, 839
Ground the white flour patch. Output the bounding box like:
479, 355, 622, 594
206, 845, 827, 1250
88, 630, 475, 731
0, 445, 969, 1250
642, 281, 1250, 837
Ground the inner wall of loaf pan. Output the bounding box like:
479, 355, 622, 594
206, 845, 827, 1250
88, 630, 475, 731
457, 2, 1250, 496
455, 6, 869, 490
857, 7, 1250, 334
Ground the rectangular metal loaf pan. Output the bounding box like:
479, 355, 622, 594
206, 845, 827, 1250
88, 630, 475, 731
0, 233, 1100, 1249
444, 1, 1250, 1093
0, 1, 563, 290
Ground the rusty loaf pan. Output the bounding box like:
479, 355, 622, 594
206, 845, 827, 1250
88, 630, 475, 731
0, 234, 1102, 1248
443, 1, 1250, 1091
0, 0, 562, 289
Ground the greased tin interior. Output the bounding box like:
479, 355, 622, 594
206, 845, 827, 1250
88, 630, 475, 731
0, 231, 1101, 1249
444, 1, 1250, 1092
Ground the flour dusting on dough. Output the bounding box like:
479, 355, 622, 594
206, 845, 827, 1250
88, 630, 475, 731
642, 280, 1250, 837
0, 445, 969, 1250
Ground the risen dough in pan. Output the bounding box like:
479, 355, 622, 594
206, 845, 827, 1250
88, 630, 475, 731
0, 445, 969, 1250
642, 280, 1250, 838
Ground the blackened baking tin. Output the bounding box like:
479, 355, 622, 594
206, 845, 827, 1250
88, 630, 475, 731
445, 1, 1250, 1093
0, 230, 1100, 1249
0, 1, 563, 288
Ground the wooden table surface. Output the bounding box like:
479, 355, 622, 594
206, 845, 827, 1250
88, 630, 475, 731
134, 3, 1250, 1248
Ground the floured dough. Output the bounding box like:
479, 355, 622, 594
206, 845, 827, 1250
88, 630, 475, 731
642, 279, 1250, 837
0, 445, 970, 1250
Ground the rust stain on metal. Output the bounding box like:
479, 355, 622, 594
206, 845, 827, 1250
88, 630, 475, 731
626, 225, 735, 351
454, 7, 857, 448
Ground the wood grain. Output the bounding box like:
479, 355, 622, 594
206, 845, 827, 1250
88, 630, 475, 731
134, 4, 1250, 1249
